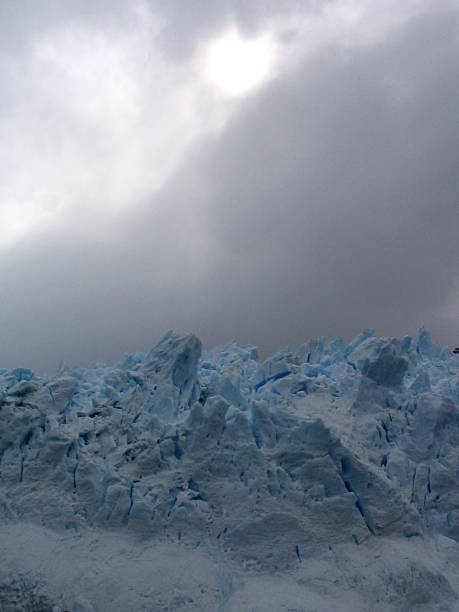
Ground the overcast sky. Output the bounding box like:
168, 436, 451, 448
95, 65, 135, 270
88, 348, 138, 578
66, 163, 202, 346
0, 0, 458, 372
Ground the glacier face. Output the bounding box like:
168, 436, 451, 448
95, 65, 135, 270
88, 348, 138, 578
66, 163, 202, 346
0, 329, 458, 611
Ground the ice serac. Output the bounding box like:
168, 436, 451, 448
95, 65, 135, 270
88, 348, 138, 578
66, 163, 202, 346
0, 329, 458, 610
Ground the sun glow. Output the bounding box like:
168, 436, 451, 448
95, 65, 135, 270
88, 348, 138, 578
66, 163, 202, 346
205, 29, 275, 96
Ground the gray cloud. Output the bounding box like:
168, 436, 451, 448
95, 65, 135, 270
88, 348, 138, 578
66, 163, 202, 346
187, 9, 459, 352
0, 2, 458, 372
152, 0, 320, 59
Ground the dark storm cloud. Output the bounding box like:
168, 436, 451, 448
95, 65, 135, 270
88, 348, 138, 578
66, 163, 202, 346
183, 9, 459, 355
0, 1, 458, 372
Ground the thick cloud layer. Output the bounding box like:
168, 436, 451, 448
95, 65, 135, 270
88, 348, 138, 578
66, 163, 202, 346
0, 1, 458, 372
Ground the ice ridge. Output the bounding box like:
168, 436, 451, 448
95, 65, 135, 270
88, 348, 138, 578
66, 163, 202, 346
0, 328, 458, 576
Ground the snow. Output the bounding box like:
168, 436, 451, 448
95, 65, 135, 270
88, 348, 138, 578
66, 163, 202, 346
0, 329, 458, 610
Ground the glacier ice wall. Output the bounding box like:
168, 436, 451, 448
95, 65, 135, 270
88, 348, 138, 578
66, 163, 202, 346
0, 328, 458, 578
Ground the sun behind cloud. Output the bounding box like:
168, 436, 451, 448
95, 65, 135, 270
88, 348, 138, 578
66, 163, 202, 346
205, 29, 276, 97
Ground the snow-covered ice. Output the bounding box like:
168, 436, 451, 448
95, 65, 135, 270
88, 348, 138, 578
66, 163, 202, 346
0, 329, 458, 610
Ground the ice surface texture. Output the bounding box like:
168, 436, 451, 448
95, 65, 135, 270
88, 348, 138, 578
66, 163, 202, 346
0, 329, 458, 610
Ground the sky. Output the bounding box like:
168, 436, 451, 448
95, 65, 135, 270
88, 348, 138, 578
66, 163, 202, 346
0, 0, 458, 372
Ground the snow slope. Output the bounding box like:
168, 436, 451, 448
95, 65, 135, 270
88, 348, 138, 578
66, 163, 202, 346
0, 329, 458, 611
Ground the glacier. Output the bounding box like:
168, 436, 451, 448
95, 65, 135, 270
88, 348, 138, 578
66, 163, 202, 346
0, 328, 458, 611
